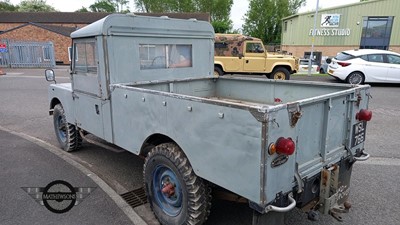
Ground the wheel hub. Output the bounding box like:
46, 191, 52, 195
162, 182, 175, 197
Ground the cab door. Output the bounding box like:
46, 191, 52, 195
71, 38, 109, 140
243, 42, 266, 72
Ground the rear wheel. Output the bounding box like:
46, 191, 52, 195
270, 67, 290, 80
144, 143, 210, 225
346, 72, 365, 84
53, 104, 82, 152
214, 66, 224, 76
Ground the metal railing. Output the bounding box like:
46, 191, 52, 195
0, 39, 55, 68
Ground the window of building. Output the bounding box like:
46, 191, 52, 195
284, 22, 287, 32
360, 17, 393, 50
140, 44, 192, 69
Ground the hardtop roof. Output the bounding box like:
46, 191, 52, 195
71, 14, 214, 39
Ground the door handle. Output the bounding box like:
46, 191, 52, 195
246, 60, 249, 63
95, 104, 100, 115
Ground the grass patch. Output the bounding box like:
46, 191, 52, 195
293, 73, 328, 77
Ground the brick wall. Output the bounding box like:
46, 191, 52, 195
0, 25, 71, 64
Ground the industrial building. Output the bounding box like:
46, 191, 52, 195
281, 0, 400, 59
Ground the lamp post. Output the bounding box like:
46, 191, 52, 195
308, 0, 320, 76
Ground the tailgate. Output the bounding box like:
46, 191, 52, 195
262, 85, 371, 207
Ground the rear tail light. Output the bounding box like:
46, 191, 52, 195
269, 137, 295, 155
338, 62, 351, 67
356, 109, 372, 121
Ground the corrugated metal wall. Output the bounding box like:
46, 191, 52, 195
282, 0, 400, 46
0, 39, 55, 68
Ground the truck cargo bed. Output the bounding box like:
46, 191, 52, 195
117, 76, 354, 109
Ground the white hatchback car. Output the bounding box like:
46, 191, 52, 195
328, 49, 400, 84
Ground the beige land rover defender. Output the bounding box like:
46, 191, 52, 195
214, 34, 298, 80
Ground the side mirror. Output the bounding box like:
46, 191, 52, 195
239, 53, 244, 59
325, 58, 332, 64
45, 69, 56, 84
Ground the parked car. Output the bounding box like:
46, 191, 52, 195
319, 57, 333, 74
298, 59, 318, 74
328, 49, 400, 84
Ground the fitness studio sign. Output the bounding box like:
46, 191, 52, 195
309, 13, 351, 36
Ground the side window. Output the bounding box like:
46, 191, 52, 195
367, 54, 384, 63
140, 44, 192, 69
73, 40, 97, 74
387, 54, 400, 64
246, 42, 264, 53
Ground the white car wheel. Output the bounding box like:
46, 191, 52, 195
347, 72, 365, 85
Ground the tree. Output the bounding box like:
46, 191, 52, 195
76, 6, 89, 12
79, 0, 130, 13
89, 0, 116, 12
212, 20, 232, 33
242, 0, 306, 44
133, 0, 234, 33
17, 0, 56, 12
0, 0, 18, 11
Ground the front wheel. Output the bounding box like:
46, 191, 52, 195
346, 72, 365, 84
53, 104, 82, 152
270, 67, 290, 80
144, 143, 210, 225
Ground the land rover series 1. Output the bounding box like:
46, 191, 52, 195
45, 14, 372, 225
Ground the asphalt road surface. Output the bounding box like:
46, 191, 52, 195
0, 68, 399, 225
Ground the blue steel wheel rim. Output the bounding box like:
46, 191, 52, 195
56, 115, 67, 143
152, 165, 183, 216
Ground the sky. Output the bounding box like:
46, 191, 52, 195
9, 0, 361, 29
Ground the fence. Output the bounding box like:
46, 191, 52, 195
0, 39, 55, 68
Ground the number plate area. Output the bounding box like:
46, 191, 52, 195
352, 121, 367, 147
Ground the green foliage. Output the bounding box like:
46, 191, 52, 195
78, 0, 130, 13
17, 0, 56, 12
0, 0, 18, 11
133, 0, 233, 33
243, 0, 306, 44
75, 7, 89, 12
212, 20, 232, 33
89, 0, 116, 12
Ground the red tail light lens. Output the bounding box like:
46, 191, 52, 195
338, 62, 351, 67
269, 137, 295, 155
356, 109, 372, 121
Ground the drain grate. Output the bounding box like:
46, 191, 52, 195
120, 187, 148, 208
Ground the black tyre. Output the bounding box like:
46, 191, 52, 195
214, 66, 224, 76
270, 67, 290, 80
346, 72, 365, 85
144, 143, 210, 225
319, 68, 325, 74
53, 104, 82, 152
